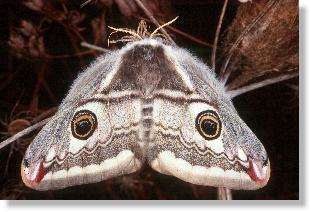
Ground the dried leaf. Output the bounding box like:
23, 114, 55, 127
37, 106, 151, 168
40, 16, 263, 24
220, 0, 298, 91
24, 0, 43, 12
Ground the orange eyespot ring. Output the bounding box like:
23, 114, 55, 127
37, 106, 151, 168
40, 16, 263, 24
195, 110, 222, 140
71, 110, 97, 140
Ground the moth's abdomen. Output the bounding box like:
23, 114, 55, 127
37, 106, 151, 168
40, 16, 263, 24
139, 98, 154, 143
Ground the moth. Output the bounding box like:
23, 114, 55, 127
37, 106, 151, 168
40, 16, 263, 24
21, 38, 270, 191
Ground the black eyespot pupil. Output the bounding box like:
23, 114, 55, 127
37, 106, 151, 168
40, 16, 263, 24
24, 158, 30, 168
71, 110, 97, 140
195, 110, 222, 140
201, 119, 217, 135
76, 120, 91, 136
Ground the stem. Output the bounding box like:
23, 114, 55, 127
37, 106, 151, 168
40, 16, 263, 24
227, 72, 299, 99
217, 187, 232, 200
81, 42, 111, 53
211, 0, 228, 71
0, 117, 51, 150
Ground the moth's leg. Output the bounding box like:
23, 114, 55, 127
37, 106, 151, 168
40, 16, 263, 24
217, 187, 232, 200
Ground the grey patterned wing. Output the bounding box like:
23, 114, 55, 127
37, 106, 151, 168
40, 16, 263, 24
146, 42, 270, 190
21, 51, 143, 190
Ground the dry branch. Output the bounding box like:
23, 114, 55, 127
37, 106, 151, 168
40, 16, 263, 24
227, 71, 298, 98
0, 117, 51, 150
211, 0, 228, 71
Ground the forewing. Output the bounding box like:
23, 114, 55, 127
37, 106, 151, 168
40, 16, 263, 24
21, 52, 143, 191
148, 44, 270, 190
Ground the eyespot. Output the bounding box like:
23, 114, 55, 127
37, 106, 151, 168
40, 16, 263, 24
195, 110, 222, 140
71, 110, 97, 140
23, 158, 30, 168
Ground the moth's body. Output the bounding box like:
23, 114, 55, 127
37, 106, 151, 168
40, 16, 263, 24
21, 39, 270, 191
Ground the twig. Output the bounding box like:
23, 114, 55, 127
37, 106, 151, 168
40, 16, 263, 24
30, 107, 57, 124
81, 42, 111, 53
41, 6, 98, 60
44, 50, 95, 60
0, 117, 51, 150
227, 71, 299, 99
43, 9, 85, 42
219, 0, 279, 83
217, 187, 232, 200
29, 63, 47, 113
211, 0, 228, 71
4, 142, 15, 176
133, 0, 176, 45
41, 79, 58, 105
81, 0, 93, 8
64, 29, 87, 67
164, 23, 213, 47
